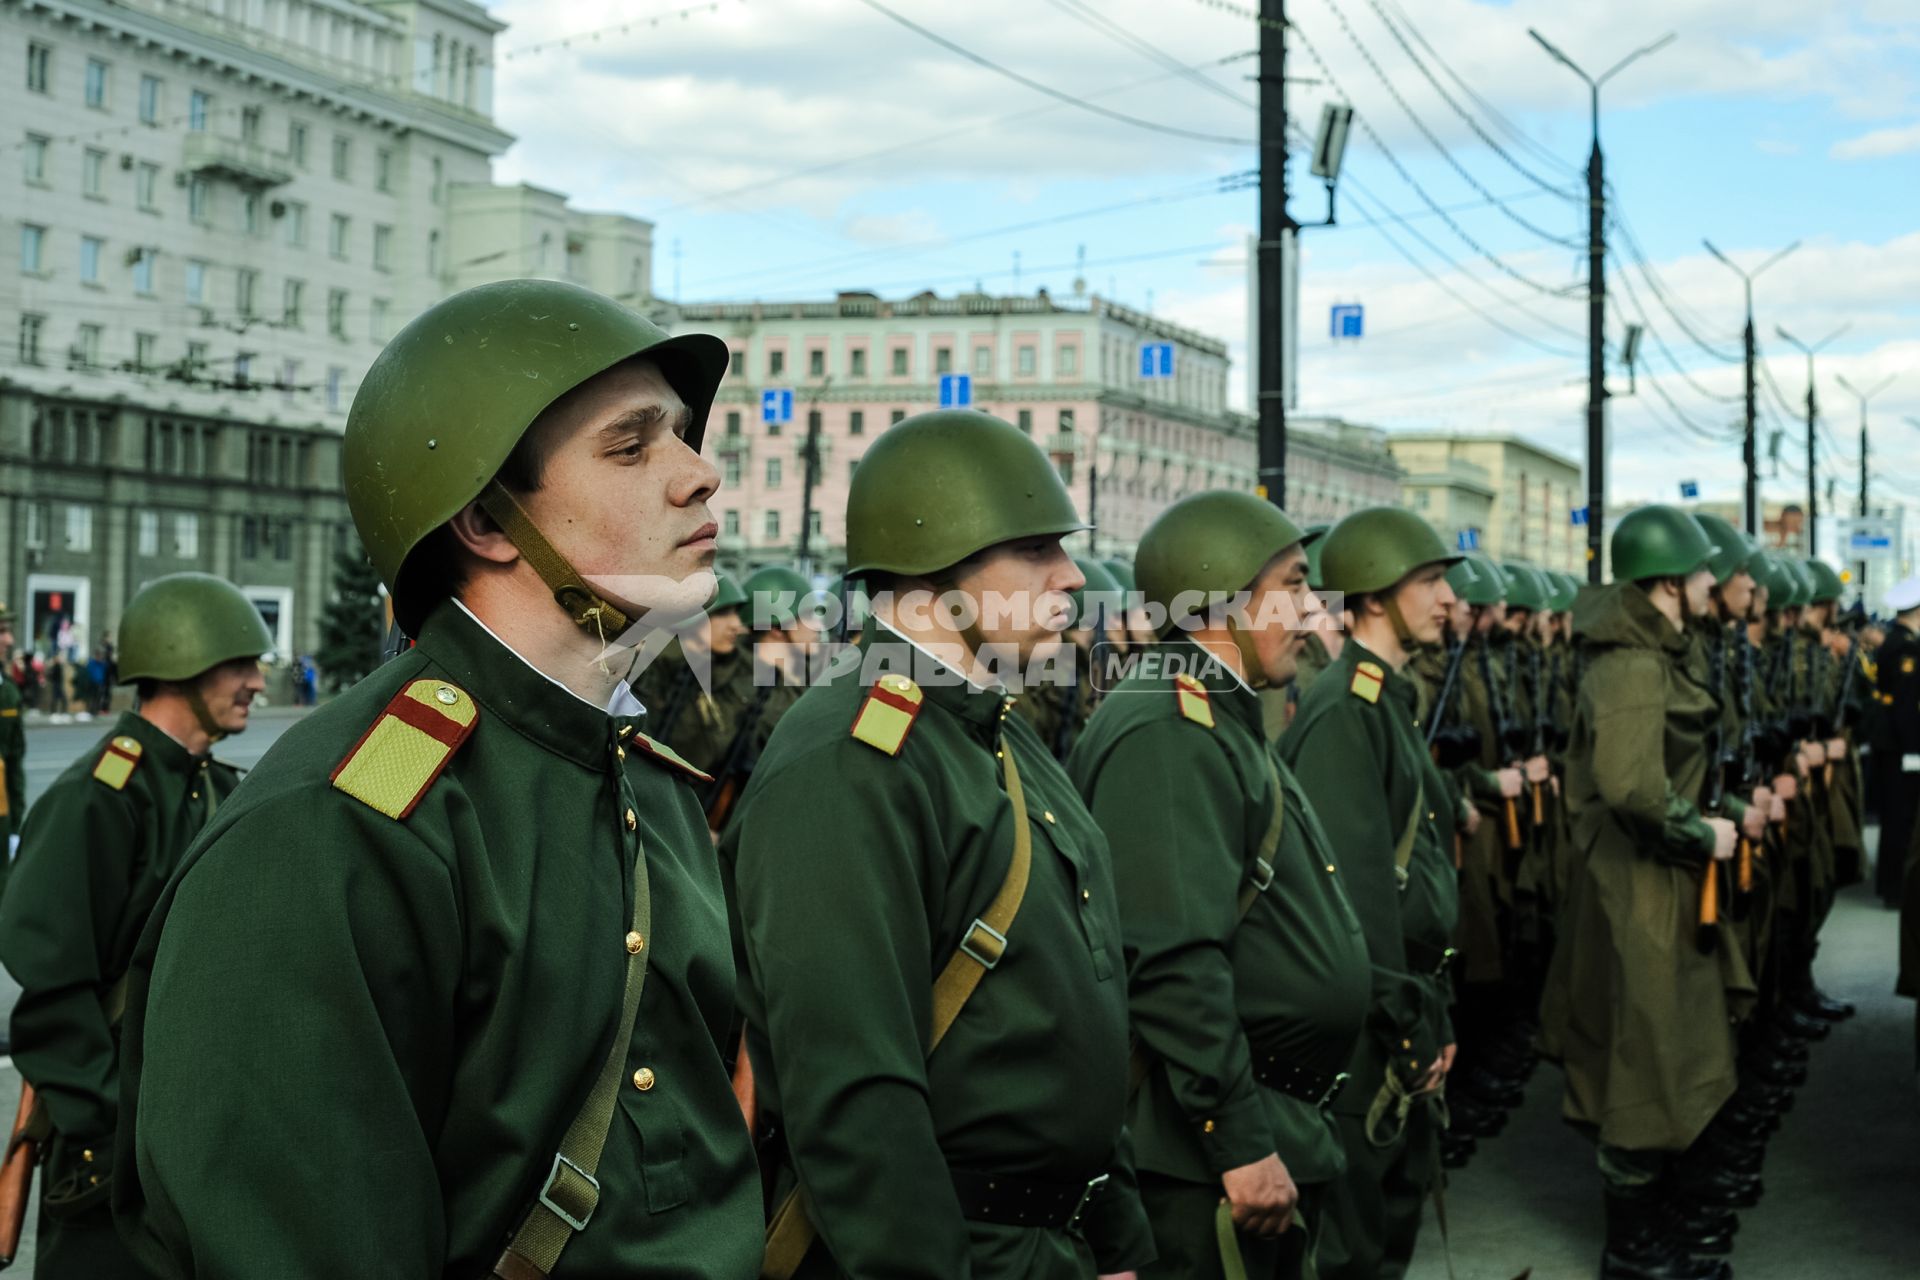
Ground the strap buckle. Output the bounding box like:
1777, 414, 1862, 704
1433, 946, 1458, 978
1066, 1172, 1111, 1231
1248, 857, 1275, 894
538, 1153, 599, 1232
1318, 1071, 1352, 1111
959, 919, 1009, 970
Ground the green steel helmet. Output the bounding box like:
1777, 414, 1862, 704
1317, 507, 1460, 597
1779, 557, 1814, 608
1067, 557, 1124, 630
1446, 556, 1502, 607
1749, 551, 1787, 608
1691, 513, 1757, 585
1501, 561, 1550, 613
1804, 559, 1844, 604
1134, 491, 1311, 634
118, 573, 275, 684
1301, 524, 1332, 591
1466, 553, 1510, 603
1610, 505, 1716, 583
744, 565, 813, 630
1102, 557, 1138, 595
844, 410, 1088, 577
706, 571, 748, 616
1548, 571, 1581, 612
344, 278, 730, 632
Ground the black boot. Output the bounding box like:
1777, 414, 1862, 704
1796, 987, 1856, 1021
1672, 1164, 1763, 1209
1774, 1006, 1832, 1041
1601, 1192, 1733, 1280
1662, 1199, 1739, 1256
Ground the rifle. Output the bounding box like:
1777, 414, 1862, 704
652, 659, 700, 744
1698, 683, 1730, 956
1730, 625, 1763, 896
1478, 640, 1524, 853
1051, 677, 1082, 763
1528, 644, 1551, 826
1424, 638, 1474, 761
703, 677, 777, 833
0, 1084, 45, 1267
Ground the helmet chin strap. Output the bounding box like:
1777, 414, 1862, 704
479, 480, 633, 644
1383, 593, 1416, 648
1225, 616, 1269, 690
183, 685, 229, 744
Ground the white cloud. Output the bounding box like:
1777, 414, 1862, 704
1830, 119, 1920, 158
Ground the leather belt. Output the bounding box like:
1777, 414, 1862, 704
949, 1169, 1110, 1231
1404, 937, 1458, 979
1250, 1050, 1350, 1109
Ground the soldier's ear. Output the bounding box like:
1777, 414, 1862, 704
445, 502, 519, 566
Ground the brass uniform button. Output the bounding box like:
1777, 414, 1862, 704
435, 686, 459, 706
625, 931, 645, 955
632, 1067, 656, 1092
81, 1149, 94, 1163
1202, 1120, 1216, 1134
616, 745, 626, 761
1042, 811, 1056, 825
1325, 864, 1337, 874
624, 809, 637, 831
1081, 890, 1091, 903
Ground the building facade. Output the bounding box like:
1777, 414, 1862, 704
0, 0, 510, 678
1388, 433, 1583, 573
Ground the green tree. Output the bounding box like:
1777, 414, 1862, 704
315, 541, 385, 693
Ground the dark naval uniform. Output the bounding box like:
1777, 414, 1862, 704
724, 623, 1155, 1280
0, 713, 239, 1277
0, 669, 25, 858
1069, 638, 1369, 1277
115, 602, 764, 1278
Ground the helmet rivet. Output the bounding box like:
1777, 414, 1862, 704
567, 322, 580, 331
426, 438, 437, 449
914, 518, 924, 527
443, 335, 453, 345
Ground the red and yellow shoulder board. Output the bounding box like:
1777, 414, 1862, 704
1174, 673, 1215, 728
92, 735, 143, 791
1349, 661, 1384, 705
851, 674, 923, 757
332, 679, 479, 820
628, 730, 713, 783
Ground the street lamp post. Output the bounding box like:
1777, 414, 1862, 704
1703, 238, 1799, 537
1529, 28, 1675, 583
1835, 371, 1898, 588
1775, 323, 1850, 557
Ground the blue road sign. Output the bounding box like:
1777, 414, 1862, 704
1850, 533, 1893, 552
1679, 480, 1699, 500
938, 372, 972, 408
761, 388, 794, 424
1330, 304, 1364, 339
1138, 342, 1175, 379
1456, 527, 1480, 551
1570, 507, 1589, 527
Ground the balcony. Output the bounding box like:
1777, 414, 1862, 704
183, 135, 293, 188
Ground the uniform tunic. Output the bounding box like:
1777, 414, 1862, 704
0, 712, 237, 1278
115, 601, 763, 1279
723, 623, 1154, 1280
0, 673, 26, 852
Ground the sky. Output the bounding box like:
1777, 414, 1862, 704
484, 0, 1920, 560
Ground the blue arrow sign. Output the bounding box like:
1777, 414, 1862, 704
938, 372, 972, 408
1138, 342, 1174, 379
1570, 507, 1589, 527
1456, 527, 1480, 551
1679, 480, 1699, 500
761, 388, 794, 425
1330, 304, 1364, 339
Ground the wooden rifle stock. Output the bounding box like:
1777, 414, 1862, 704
1738, 837, 1754, 894
0, 1083, 42, 1267
1530, 780, 1544, 826
1503, 796, 1522, 851
1696, 861, 1720, 954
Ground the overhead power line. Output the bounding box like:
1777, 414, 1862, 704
1608, 206, 1742, 363
1607, 270, 1743, 405
1047, 0, 1257, 110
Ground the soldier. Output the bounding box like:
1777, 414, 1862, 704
703, 565, 825, 832
1537, 505, 1743, 1280
1883, 575, 1920, 1079
1016, 557, 1123, 761
1106, 558, 1158, 652
1068, 492, 1369, 1278
725, 409, 1153, 1280
634, 570, 752, 776
1874, 576, 1920, 908
114, 280, 765, 1277
1278, 507, 1461, 1280
0, 601, 24, 892
0, 572, 270, 1277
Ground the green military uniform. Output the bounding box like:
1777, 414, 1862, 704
0, 573, 269, 1279
633, 573, 754, 778
0, 600, 25, 883
1015, 558, 1120, 762
116, 279, 763, 1278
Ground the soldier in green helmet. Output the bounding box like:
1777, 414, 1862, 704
1291, 525, 1340, 699
0, 599, 25, 889
633, 570, 753, 778
1537, 505, 1748, 1280
1105, 557, 1156, 652
0, 572, 270, 1278
114, 280, 766, 1277
723, 409, 1154, 1280
1067, 492, 1368, 1279
1277, 506, 1462, 1280
1016, 557, 1123, 760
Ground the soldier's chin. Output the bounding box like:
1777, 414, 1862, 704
591, 571, 715, 630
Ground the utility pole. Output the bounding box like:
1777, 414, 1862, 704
1836, 372, 1898, 588
1704, 239, 1799, 537
1775, 325, 1848, 558
1256, 0, 1289, 509
795, 376, 833, 576
1530, 30, 1674, 583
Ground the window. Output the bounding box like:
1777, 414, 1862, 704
134, 332, 156, 369
285, 201, 307, 247
1058, 408, 1075, 432
233, 351, 252, 385
85, 58, 108, 108
18, 314, 45, 366
66, 505, 94, 552
288, 120, 308, 166
724, 411, 742, 436
328, 289, 348, 338
81, 148, 106, 197
283, 278, 304, 327
24, 503, 45, 549
723, 510, 741, 539
189, 177, 210, 223
185, 259, 206, 304
23, 134, 49, 185
20, 224, 45, 274
189, 89, 210, 131
27, 42, 50, 95
80, 236, 103, 284
890, 347, 908, 376
326, 366, 345, 411
724, 456, 742, 487
849, 409, 865, 437
889, 409, 906, 425
242, 193, 261, 235
934, 347, 952, 375
808, 348, 825, 377
973, 344, 991, 376
132, 249, 154, 294
279, 357, 299, 398
427, 229, 441, 276
329, 214, 350, 259
1058, 345, 1078, 376
1016, 409, 1033, 434
373, 224, 392, 270
136, 162, 159, 209
375, 148, 392, 193
371, 298, 390, 342
240, 106, 261, 144
174, 512, 200, 559
1017, 344, 1036, 375
850, 348, 868, 377
768, 349, 785, 377
139, 74, 160, 124
331, 135, 351, 180
430, 156, 444, 203
766, 457, 782, 488
137, 510, 160, 557
764, 510, 781, 541
728, 350, 744, 378
236, 268, 257, 319
185, 340, 207, 371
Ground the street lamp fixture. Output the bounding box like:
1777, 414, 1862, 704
1703, 238, 1800, 534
